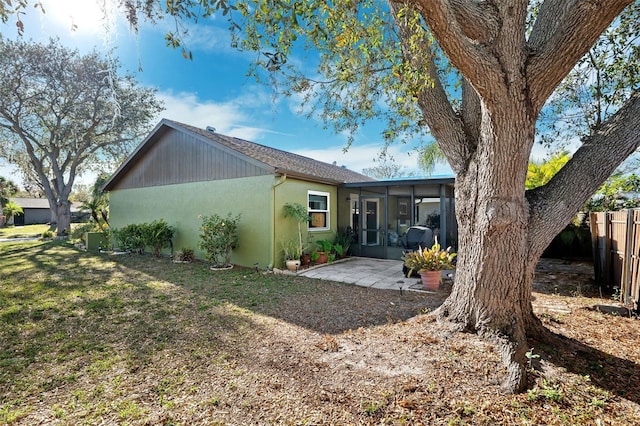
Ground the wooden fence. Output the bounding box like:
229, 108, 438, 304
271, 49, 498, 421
590, 209, 640, 310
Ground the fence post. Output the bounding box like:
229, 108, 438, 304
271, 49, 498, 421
622, 209, 634, 305
590, 212, 601, 284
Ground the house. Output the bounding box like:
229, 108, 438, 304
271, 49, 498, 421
10, 197, 87, 226
103, 119, 457, 267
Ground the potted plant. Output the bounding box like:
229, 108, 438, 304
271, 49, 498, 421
402, 240, 456, 291
313, 239, 333, 264
283, 202, 309, 260
173, 247, 195, 263
282, 238, 303, 271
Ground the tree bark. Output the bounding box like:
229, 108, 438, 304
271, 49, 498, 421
436, 85, 541, 392
401, 0, 637, 393
54, 200, 72, 237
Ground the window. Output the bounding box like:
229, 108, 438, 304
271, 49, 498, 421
308, 191, 329, 230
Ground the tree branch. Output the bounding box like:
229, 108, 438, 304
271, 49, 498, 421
415, 0, 504, 100
388, 0, 472, 173
461, 78, 481, 144
527, 0, 633, 113
527, 90, 640, 255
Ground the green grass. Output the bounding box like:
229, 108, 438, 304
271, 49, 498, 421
0, 224, 53, 239
0, 240, 325, 424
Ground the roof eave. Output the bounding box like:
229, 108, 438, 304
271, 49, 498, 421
274, 168, 345, 185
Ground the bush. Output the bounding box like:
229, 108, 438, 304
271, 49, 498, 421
174, 248, 195, 262
111, 220, 174, 256
199, 213, 240, 268
41, 230, 54, 239
142, 219, 174, 257
111, 224, 145, 253
71, 222, 103, 243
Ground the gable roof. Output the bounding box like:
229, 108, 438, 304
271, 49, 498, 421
104, 119, 374, 191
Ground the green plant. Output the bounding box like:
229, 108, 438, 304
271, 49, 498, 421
332, 243, 344, 258
199, 213, 240, 268
525, 348, 541, 370
142, 219, 174, 257
2, 200, 23, 224
315, 239, 333, 253
174, 248, 195, 262
403, 241, 456, 277
111, 224, 145, 253
70, 221, 103, 243
281, 238, 303, 261
333, 230, 352, 257
41, 230, 54, 239
282, 202, 309, 259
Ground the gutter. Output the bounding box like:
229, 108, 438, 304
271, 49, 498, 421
271, 174, 287, 268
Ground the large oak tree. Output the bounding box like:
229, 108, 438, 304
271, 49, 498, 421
3, 0, 639, 392
0, 37, 163, 235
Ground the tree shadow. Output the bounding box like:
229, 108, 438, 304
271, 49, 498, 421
532, 326, 640, 405
533, 259, 602, 298
0, 242, 267, 392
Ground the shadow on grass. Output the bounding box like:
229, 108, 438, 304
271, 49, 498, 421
533, 328, 640, 406
4, 243, 635, 409
0, 241, 267, 395
118, 255, 447, 335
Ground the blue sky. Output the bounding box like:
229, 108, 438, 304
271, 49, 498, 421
0, 0, 459, 188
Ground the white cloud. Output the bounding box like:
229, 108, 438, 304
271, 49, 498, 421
292, 143, 445, 177
157, 90, 276, 141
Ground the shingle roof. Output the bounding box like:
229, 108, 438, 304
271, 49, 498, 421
169, 120, 375, 184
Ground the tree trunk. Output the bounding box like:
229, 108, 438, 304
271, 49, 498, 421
436, 98, 545, 393
54, 200, 71, 236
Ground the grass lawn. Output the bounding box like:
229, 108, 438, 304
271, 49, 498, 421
0, 224, 53, 239
0, 240, 639, 425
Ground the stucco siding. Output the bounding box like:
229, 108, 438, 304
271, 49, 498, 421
273, 178, 337, 267
109, 175, 274, 267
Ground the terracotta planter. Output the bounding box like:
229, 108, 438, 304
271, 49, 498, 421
419, 270, 441, 291
314, 252, 329, 264
286, 259, 301, 271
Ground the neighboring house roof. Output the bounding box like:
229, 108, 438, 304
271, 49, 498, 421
12, 197, 84, 212
103, 119, 375, 191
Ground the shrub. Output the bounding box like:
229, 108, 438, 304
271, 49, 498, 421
403, 242, 456, 277
142, 219, 174, 257
111, 224, 145, 253
199, 213, 240, 268
41, 230, 54, 239
111, 220, 174, 256
174, 247, 195, 262
71, 221, 102, 243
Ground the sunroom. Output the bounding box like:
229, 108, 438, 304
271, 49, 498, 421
337, 177, 457, 261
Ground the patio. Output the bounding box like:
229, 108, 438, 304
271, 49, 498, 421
298, 257, 452, 292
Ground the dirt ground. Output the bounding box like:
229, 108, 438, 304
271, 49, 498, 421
140, 258, 640, 425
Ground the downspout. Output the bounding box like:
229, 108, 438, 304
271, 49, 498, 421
271, 174, 287, 268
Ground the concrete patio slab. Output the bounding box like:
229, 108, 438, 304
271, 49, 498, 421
298, 257, 441, 293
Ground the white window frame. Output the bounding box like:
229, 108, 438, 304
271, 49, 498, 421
308, 190, 330, 231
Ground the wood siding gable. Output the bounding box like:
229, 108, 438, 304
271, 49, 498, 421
111, 126, 273, 190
